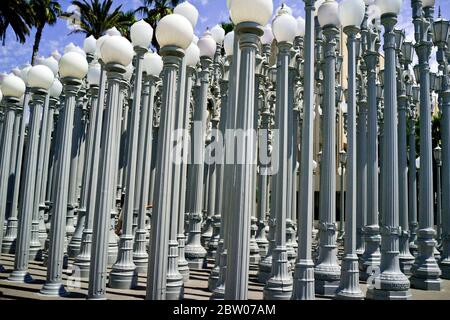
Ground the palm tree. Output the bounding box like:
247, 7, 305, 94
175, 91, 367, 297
135, 0, 180, 50
29, 0, 61, 65
63, 0, 135, 39
0, 0, 33, 45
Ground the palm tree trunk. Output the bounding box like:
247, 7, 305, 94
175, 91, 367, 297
31, 25, 44, 65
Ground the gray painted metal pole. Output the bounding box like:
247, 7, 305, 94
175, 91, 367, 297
8, 89, 44, 283
335, 25, 364, 300
146, 46, 184, 300
292, 0, 316, 300
40, 78, 82, 295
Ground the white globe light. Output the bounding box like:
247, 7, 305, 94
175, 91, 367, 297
339, 0, 366, 28
156, 14, 194, 50
1, 74, 26, 98
374, 0, 403, 16
261, 25, 274, 45
124, 63, 134, 81
422, 0, 435, 8
276, 4, 292, 16
364, 0, 375, 4
20, 65, 32, 85
87, 63, 102, 86
272, 11, 298, 43
185, 42, 200, 67
296, 17, 306, 37
59, 52, 89, 79
101, 35, 134, 66
174, 1, 199, 28
65, 42, 86, 57
39, 56, 59, 76
96, 34, 110, 60
35, 56, 45, 65
198, 30, 217, 58
143, 52, 163, 76
51, 49, 61, 61
0, 89, 2, 102
12, 67, 21, 77
230, 0, 273, 26
210, 24, 226, 44
224, 31, 235, 56
318, 0, 341, 28
367, 4, 382, 27
27, 65, 55, 90
193, 35, 199, 44
130, 19, 154, 48
49, 79, 63, 97
84, 35, 97, 54
106, 27, 121, 36
315, 0, 325, 16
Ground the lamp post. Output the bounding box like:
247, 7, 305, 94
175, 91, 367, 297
433, 10, 450, 279
146, 13, 193, 300
88, 35, 134, 299
132, 52, 162, 275
434, 146, 443, 246
262, 7, 296, 300
292, 0, 316, 301
335, 0, 365, 300
410, 0, 442, 291
313, 0, 341, 297
338, 150, 347, 241
366, 0, 411, 300
0, 74, 26, 262
108, 19, 153, 289
39, 54, 86, 295
7, 69, 50, 283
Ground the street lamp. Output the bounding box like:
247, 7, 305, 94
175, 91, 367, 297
366, 0, 412, 300
263, 6, 296, 300
88, 35, 134, 299
334, 0, 365, 300
434, 146, 443, 248
313, 0, 341, 298
338, 150, 347, 241
40, 53, 86, 296
0, 74, 25, 270
146, 13, 193, 300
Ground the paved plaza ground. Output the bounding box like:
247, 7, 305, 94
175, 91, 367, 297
1, 253, 450, 300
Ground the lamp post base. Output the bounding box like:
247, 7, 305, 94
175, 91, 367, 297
257, 255, 272, 284
7, 270, 33, 283
108, 268, 138, 289
40, 282, 68, 297
263, 278, 293, 300
440, 261, 450, 279
410, 276, 442, 291
366, 288, 411, 300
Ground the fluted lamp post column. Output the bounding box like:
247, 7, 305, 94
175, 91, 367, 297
263, 7, 296, 300
366, 0, 412, 300
410, 0, 442, 291
146, 13, 193, 300
409, 85, 420, 254
224, 0, 273, 300
313, 0, 341, 297
40, 54, 87, 295
108, 19, 153, 290
88, 35, 134, 299
0, 75, 26, 263
335, 0, 365, 300
185, 30, 216, 270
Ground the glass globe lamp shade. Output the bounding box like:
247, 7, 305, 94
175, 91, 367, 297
156, 14, 194, 50
339, 0, 365, 28
101, 35, 135, 66
0, 89, 2, 102
276, 4, 292, 16
131, 20, 154, 48
27, 65, 55, 90
49, 79, 63, 97
198, 30, 217, 58
422, 0, 435, 8
315, 0, 325, 16
96, 35, 110, 60
174, 1, 199, 28
210, 24, 226, 44
229, 0, 273, 26
35, 56, 45, 65
272, 12, 298, 43
87, 63, 101, 86
1, 74, 26, 98
40, 56, 59, 77
12, 67, 21, 77
143, 52, 163, 76
374, 0, 402, 16
59, 52, 89, 79
19, 65, 32, 85
64, 43, 86, 57
224, 31, 235, 56
185, 42, 200, 67
106, 27, 121, 36
261, 25, 274, 45
51, 50, 61, 61
84, 35, 97, 54
296, 17, 306, 37
124, 64, 134, 82
318, 0, 340, 28
193, 35, 199, 44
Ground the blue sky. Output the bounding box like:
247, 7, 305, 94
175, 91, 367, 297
0, 0, 449, 73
